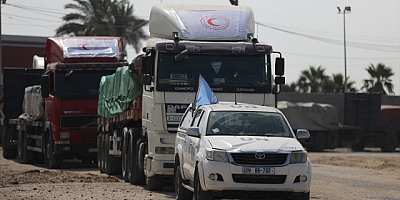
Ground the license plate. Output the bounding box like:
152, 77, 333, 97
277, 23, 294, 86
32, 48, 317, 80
243, 167, 275, 174
167, 115, 182, 122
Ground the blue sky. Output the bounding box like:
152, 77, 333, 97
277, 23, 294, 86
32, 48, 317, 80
2, 0, 399, 95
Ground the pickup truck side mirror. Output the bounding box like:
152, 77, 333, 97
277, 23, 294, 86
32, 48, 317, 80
41, 75, 50, 98
186, 127, 200, 137
296, 129, 310, 140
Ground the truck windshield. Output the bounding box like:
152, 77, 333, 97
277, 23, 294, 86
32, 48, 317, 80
207, 111, 293, 138
157, 53, 271, 93
55, 70, 114, 100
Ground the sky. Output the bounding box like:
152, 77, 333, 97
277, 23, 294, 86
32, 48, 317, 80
1, 0, 399, 95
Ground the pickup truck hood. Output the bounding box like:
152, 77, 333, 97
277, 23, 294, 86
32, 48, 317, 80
206, 136, 304, 152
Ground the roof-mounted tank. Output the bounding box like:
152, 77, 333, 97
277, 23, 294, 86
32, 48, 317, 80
149, 4, 255, 41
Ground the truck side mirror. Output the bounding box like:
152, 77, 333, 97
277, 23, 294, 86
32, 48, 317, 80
141, 74, 152, 86
41, 75, 50, 98
139, 56, 152, 75
275, 57, 284, 76
296, 129, 310, 140
186, 127, 200, 137
274, 77, 285, 85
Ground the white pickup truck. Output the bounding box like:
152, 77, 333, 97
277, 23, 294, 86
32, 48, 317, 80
174, 102, 312, 200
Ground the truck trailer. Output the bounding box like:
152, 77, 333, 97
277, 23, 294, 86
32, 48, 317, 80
96, 3, 286, 191
1, 36, 128, 168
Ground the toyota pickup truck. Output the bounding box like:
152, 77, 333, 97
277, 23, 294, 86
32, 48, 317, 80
174, 102, 311, 200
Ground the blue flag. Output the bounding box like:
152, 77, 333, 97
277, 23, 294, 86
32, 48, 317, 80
196, 75, 219, 106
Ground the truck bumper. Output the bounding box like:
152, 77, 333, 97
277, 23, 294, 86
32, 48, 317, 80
54, 143, 97, 156
199, 159, 311, 194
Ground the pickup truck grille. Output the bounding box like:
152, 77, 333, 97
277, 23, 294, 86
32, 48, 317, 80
230, 153, 288, 165
232, 174, 286, 184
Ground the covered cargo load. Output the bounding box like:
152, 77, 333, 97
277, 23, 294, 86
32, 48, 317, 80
98, 58, 143, 119
149, 4, 255, 41
278, 101, 340, 131
381, 105, 400, 131
19, 85, 44, 122
45, 37, 125, 63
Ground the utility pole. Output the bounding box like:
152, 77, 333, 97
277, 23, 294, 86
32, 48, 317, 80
337, 6, 351, 93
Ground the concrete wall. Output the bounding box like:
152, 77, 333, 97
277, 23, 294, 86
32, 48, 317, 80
277, 92, 400, 124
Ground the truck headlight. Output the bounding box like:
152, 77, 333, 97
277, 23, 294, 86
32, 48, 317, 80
205, 148, 228, 162
59, 132, 70, 139
155, 147, 175, 154
290, 151, 307, 164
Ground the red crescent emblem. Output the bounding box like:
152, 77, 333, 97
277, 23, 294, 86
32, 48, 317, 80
200, 15, 230, 30
77, 43, 98, 51
82, 44, 89, 50
207, 18, 219, 26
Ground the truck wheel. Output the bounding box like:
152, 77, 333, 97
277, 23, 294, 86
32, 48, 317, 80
105, 132, 122, 175
21, 131, 35, 164
175, 162, 193, 200
310, 132, 326, 152
122, 134, 129, 182
351, 140, 365, 152
194, 168, 213, 200
296, 191, 310, 200
127, 140, 145, 185
47, 135, 63, 169
99, 133, 106, 173
2, 127, 17, 159
325, 131, 339, 149
146, 175, 164, 191
380, 133, 397, 152
97, 134, 103, 171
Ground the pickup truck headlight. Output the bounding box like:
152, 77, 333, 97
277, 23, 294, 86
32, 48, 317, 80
205, 148, 228, 162
289, 151, 307, 164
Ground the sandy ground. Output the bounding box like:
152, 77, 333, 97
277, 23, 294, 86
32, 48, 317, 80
1, 147, 399, 199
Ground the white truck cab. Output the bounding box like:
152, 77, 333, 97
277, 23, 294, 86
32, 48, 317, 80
174, 102, 311, 200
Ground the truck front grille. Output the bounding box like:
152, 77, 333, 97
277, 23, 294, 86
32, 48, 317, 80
60, 115, 97, 129
230, 153, 288, 165
232, 174, 286, 184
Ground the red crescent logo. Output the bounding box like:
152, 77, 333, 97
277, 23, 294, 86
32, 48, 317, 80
207, 18, 219, 26
200, 15, 230, 30
77, 43, 98, 51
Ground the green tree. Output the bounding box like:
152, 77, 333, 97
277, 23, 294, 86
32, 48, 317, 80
55, 0, 148, 53
281, 82, 297, 92
362, 63, 394, 95
297, 65, 328, 93
321, 73, 357, 93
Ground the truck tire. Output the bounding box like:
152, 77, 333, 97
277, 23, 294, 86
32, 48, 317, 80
105, 132, 122, 175
2, 127, 17, 159
146, 175, 164, 191
325, 131, 339, 149
194, 168, 213, 200
21, 131, 35, 164
47, 135, 63, 169
128, 139, 145, 185
310, 132, 326, 152
97, 134, 103, 172
380, 133, 397, 152
175, 162, 193, 200
122, 134, 129, 182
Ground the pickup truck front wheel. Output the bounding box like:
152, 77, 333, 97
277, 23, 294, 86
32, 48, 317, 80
194, 168, 213, 200
174, 163, 193, 200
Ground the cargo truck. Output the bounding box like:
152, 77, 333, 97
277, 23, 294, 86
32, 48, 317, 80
96, 3, 286, 191
278, 93, 400, 152
1, 36, 127, 168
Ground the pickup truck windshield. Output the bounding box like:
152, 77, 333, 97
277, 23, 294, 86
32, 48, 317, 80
207, 111, 293, 138
55, 70, 114, 100
157, 53, 271, 93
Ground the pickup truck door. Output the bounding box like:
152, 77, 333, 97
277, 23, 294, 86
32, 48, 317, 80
178, 107, 194, 179
185, 109, 204, 180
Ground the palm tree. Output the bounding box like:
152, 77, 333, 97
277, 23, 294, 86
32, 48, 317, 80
297, 65, 328, 93
55, 0, 148, 53
362, 63, 394, 95
321, 73, 357, 93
